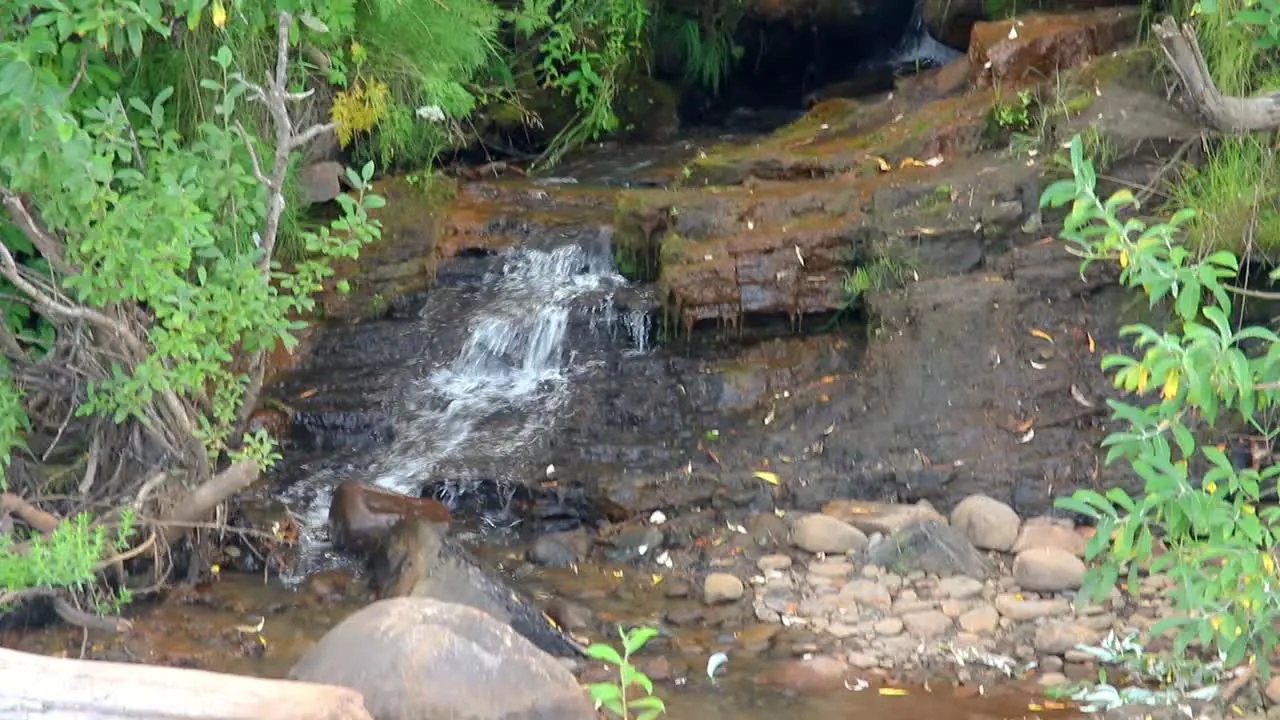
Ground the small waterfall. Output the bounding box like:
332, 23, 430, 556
281, 227, 653, 576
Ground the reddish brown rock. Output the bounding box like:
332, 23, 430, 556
753, 655, 851, 693
328, 481, 451, 553
969, 7, 1142, 88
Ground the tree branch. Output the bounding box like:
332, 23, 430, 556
160, 461, 260, 544
1154, 16, 1280, 132
0, 187, 75, 276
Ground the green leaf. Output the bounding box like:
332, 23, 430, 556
623, 627, 659, 655
299, 13, 331, 33
586, 644, 624, 666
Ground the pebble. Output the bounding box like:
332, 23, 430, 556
993, 593, 1069, 621
936, 576, 985, 599
874, 618, 904, 636
900, 610, 952, 638
1034, 622, 1102, 655
1038, 672, 1070, 687
792, 514, 869, 554
704, 573, 745, 604
847, 650, 880, 669
663, 579, 691, 599
958, 604, 1000, 634
939, 598, 969, 618
757, 554, 793, 572
840, 579, 892, 610
808, 560, 854, 579
1013, 547, 1086, 592
1040, 655, 1064, 672
951, 494, 1021, 552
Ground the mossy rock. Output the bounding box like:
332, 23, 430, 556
613, 75, 681, 143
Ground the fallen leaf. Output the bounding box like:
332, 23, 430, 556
818, 393, 830, 402
234, 616, 265, 634
1030, 329, 1055, 343
924, 155, 944, 167
879, 688, 909, 696
706, 449, 723, 467
1087, 332, 1096, 353
753, 471, 781, 485
651, 574, 664, 585
821, 375, 836, 384
868, 155, 891, 172
1013, 417, 1035, 433
1029, 360, 1047, 370
899, 157, 927, 168
612, 570, 624, 579
1070, 384, 1095, 409
300, 388, 318, 399
1018, 428, 1035, 444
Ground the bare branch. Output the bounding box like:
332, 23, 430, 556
160, 461, 260, 544
233, 121, 272, 188
0, 187, 74, 275
1154, 16, 1280, 132
289, 121, 338, 151
53, 597, 132, 633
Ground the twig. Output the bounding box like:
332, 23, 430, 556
52, 597, 132, 633
0, 492, 61, 533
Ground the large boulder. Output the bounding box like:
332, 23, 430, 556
370, 516, 585, 658
289, 597, 595, 720
328, 481, 451, 553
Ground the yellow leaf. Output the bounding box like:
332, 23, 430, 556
878, 688, 909, 696
1136, 366, 1150, 394
899, 157, 927, 168
212, 0, 227, 27
1264, 554, 1275, 575
210, 563, 221, 574
1029, 705, 1044, 712
1030, 329, 1055, 343
753, 471, 781, 485
868, 156, 891, 172
1119, 249, 1129, 269
1161, 372, 1179, 401
612, 570, 624, 579
651, 574, 664, 585
1087, 332, 1096, 353
1205, 480, 1218, 494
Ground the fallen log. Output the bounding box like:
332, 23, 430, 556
1154, 15, 1280, 132
0, 647, 373, 720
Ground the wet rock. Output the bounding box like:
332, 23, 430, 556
527, 530, 590, 568
1034, 622, 1102, 655
1013, 547, 1086, 592
1038, 672, 1070, 687
666, 607, 705, 626
304, 569, 362, 604
289, 597, 594, 720
634, 656, 674, 682
925, 0, 983, 49
753, 655, 850, 694
1013, 516, 1088, 557
663, 579, 692, 598
823, 500, 947, 536
901, 610, 952, 638
545, 599, 595, 633
957, 604, 999, 634
601, 524, 664, 563
950, 495, 1020, 552
328, 481, 451, 553
792, 514, 868, 554
994, 593, 1070, 621
369, 517, 582, 658
969, 8, 1142, 88
757, 554, 794, 572
847, 650, 880, 669
705, 573, 746, 604
808, 560, 855, 579
865, 519, 992, 580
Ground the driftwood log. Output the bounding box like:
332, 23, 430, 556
0, 648, 373, 720
1154, 15, 1280, 132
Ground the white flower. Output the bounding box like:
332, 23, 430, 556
416, 105, 445, 123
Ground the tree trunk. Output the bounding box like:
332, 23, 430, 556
1154, 16, 1280, 132
0, 647, 373, 720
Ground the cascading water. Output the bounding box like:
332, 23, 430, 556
890, 0, 965, 69
280, 225, 651, 577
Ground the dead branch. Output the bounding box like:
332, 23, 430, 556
159, 461, 260, 544
1, 492, 61, 533
53, 597, 132, 633
0, 189, 74, 275
1154, 16, 1280, 132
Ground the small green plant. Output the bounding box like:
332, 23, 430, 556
1042, 134, 1280, 677
586, 626, 667, 719
990, 89, 1036, 133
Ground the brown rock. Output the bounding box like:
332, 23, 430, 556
969, 7, 1142, 88
901, 610, 953, 638
994, 593, 1070, 621
754, 655, 851, 694
840, 579, 893, 610
1265, 676, 1280, 705
1012, 516, 1088, 557
1013, 547, 1087, 592
951, 494, 1021, 552
924, 0, 984, 49
705, 573, 746, 604
299, 161, 345, 205
328, 481, 450, 553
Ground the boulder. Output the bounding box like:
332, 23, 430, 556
1013, 547, 1087, 592
328, 481, 451, 553
969, 8, 1142, 87
370, 516, 584, 658
792, 513, 868, 554
951, 494, 1021, 552
924, 0, 985, 50
866, 518, 992, 579
290, 597, 595, 720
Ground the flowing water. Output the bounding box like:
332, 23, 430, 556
279, 223, 652, 577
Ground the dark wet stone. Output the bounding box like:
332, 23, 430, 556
527, 530, 590, 567
665, 606, 705, 626
369, 517, 583, 658
864, 518, 991, 580
600, 524, 664, 564
663, 579, 692, 599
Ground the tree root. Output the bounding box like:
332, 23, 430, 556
1154, 16, 1280, 132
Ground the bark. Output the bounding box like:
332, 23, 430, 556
0, 647, 373, 720
160, 460, 260, 543
1154, 16, 1280, 132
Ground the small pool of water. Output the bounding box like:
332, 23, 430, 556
1, 573, 1079, 720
